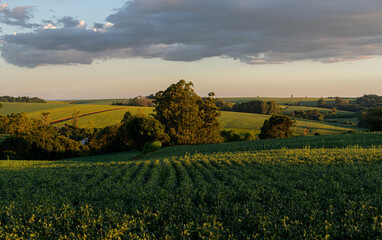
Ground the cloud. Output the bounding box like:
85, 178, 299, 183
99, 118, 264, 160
0, 2, 39, 28
57, 16, 86, 29
2, 0, 382, 67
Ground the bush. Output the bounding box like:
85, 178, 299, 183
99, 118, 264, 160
143, 141, 162, 153
232, 100, 282, 115
221, 130, 255, 142
118, 116, 169, 150
259, 115, 295, 139
220, 130, 242, 142
314, 132, 320, 136
0, 126, 88, 160
87, 125, 125, 153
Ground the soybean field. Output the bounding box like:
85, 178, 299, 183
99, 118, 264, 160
0, 146, 381, 239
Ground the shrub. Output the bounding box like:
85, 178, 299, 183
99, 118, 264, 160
220, 130, 242, 142
143, 141, 162, 153
259, 115, 295, 139
118, 116, 169, 150
0, 127, 88, 160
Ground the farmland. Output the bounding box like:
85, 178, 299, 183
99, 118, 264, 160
219, 111, 364, 136
0, 102, 69, 115
0, 101, 363, 135
0, 142, 381, 238
281, 105, 354, 117
0, 98, 381, 238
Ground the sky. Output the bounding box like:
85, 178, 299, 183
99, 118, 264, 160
1, 0, 382, 99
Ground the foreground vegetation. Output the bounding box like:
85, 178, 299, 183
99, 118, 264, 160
0, 145, 381, 239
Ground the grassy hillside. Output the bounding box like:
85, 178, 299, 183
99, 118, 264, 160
1, 144, 381, 238
282, 105, 355, 117
1, 101, 364, 135
220, 111, 364, 136
221, 97, 329, 106
52, 106, 154, 128
69, 99, 122, 105
221, 97, 356, 106
142, 132, 382, 159
0, 102, 68, 115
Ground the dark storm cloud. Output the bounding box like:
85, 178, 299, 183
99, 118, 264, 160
57, 16, 82, 28
2, 0, 382, 67
0, 2, 39, 28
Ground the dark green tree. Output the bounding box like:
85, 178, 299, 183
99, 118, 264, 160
358, 107, 382, 131
154, 80, 222, 145
317, 97, 326, 107
120, 116, 169, 149
259, 115, 295, 139
0, 126, 88, 160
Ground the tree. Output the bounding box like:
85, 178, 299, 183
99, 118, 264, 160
119, 116, 169, 149
232, 100, 282, 115
71, 110, 81, 128
154, 80, 222, 145
317, 97, 326, 107
358, 107, 382, 131
335, 97, 349, 105
40, 112, 51, 125
0, 126, 88, 160
259, 115, 295, 139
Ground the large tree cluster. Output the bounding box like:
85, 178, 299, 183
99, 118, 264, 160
154, 80, 222, 145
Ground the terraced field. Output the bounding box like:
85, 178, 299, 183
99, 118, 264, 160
1, 144, 381, 239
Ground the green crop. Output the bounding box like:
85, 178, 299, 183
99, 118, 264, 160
0, 145, 381, 239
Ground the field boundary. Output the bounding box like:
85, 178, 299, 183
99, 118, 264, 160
50, 107, 124, 124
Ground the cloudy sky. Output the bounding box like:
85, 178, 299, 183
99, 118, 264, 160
1, 0, 382, 99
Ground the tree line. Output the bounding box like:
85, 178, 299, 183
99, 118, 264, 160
3, 80, 380, 160
0, 80, 234, 160
0, 96, 46, 103
112, 96, 154, 107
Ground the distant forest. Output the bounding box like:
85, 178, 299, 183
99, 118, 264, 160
0, 96, 46, 103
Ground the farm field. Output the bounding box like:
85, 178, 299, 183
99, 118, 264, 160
0, 102, 364, 135
142, 132, 382, 159
281, 105, 355, 117
0, 143, 381, 239
0, 102, 69, 115
49, 106, 153, 128
326, 117, 359, 124
222, 97, 357, 106
219, 111, 364, 136
69, 99, 123, 105
222, 97, 329, 106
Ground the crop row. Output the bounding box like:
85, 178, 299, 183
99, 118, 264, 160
0, 147, 381, 239
144, 132, 382, 159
